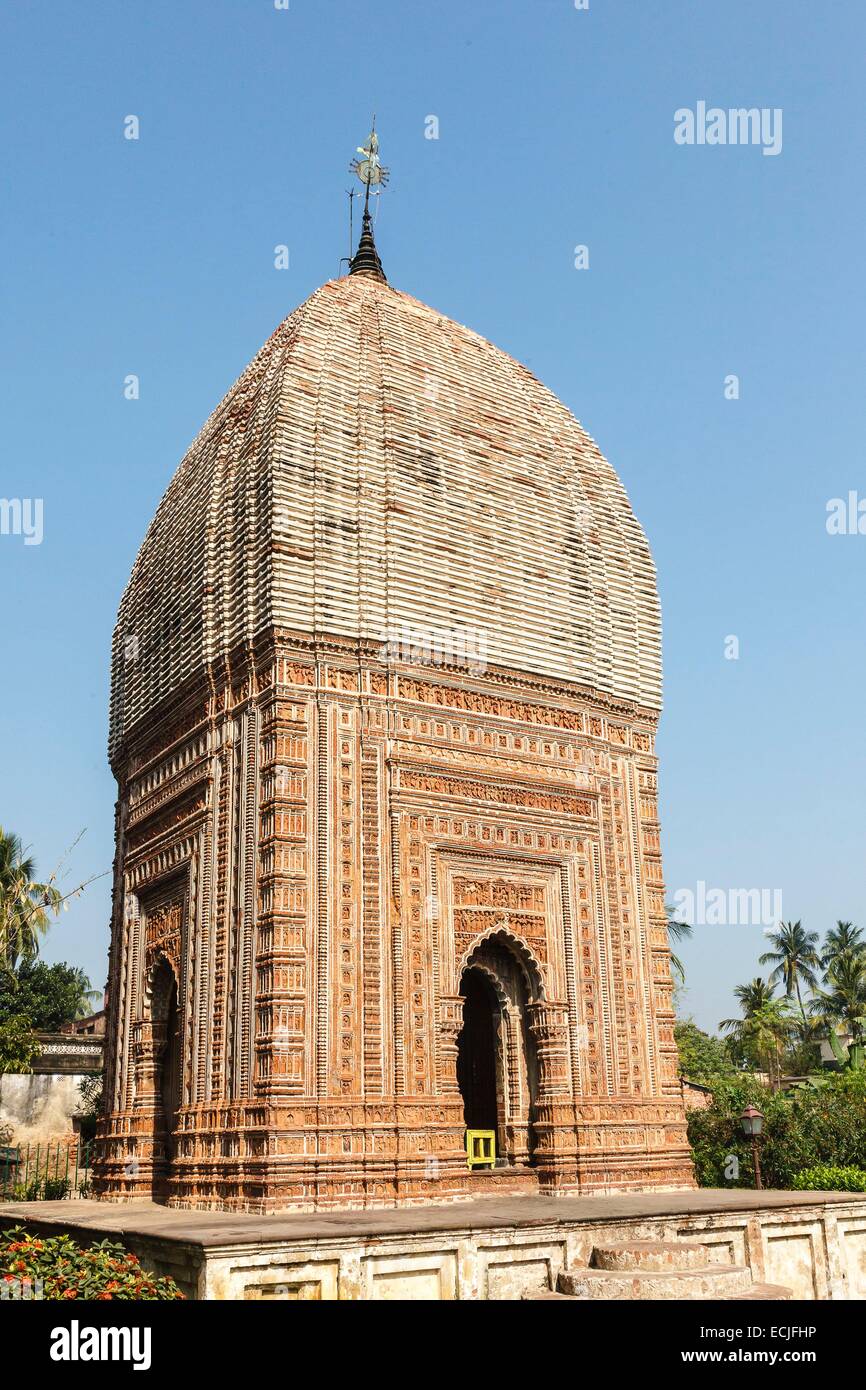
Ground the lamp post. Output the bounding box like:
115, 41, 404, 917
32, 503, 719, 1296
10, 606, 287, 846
740, 1104, 764, 1191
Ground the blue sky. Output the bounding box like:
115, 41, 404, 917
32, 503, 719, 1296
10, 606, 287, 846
1, 0, 864, 1032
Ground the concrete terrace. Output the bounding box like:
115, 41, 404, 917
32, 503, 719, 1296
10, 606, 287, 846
2, 1188, 864, 1251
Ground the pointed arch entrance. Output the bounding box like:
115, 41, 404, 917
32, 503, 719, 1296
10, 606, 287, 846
141, 953, 181, 1199
150, 956, 181, 1160
457, 968, 499, 1132
456, 931, 541, 1168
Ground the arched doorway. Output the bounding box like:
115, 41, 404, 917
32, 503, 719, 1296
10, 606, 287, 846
456, 933, 540, 1168
150, 956, 181, 1168
457, 968, 500, 1133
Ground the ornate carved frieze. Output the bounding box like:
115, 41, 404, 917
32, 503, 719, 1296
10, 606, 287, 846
144, 900, 183, 977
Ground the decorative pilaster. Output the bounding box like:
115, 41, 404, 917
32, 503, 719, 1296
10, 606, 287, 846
131, 1019, 167, 1114
527, 1001, 576, 1187
526, 1003, 572, 1099
438, 995, 465, 1096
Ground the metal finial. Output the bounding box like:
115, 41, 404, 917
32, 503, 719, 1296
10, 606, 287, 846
348, 120, 388, 282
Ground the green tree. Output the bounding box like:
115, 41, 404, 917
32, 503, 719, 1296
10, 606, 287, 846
0, 828, 63, 969
811, 951, 866, 1070
726, 977, 776, 1016
759, 920, 821, 1023
674, 1019, 736, 1084
720, 980, 794, 1084
783, 1014, 824, 1076
665, 903, 693, 984
0, 1016, 38, 1074
0, 961, 100, 1033
821, 921, 865, 974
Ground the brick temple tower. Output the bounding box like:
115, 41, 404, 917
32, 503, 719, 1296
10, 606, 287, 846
94, 155, 694, 1210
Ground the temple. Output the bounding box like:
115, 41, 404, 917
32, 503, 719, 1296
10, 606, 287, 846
94, 147, 693, 1210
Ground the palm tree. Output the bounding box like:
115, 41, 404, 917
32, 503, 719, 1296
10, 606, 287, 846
0, 828, 63, 970
68, 967, 101, 1019
726, 978, 777, 1017
821, 921, 865, 975
720, 979, 794, 1085
665, 903, 693, 983
811, 951, 866, 1070
759, 920, 821, 1023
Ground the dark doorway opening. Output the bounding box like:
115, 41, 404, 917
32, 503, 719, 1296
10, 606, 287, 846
160, 976, 181, 1158
457, 967, 500, 1133
455, 935, 542, 1168
151, 957, 181, 1165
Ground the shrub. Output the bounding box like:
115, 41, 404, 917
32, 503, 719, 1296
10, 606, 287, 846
792, 1164, 866, 1192
41, 1178, 71, 1202
686, 1069, 866, 1188
0, 1225, 185, 1300
5, 1177, 71, 1202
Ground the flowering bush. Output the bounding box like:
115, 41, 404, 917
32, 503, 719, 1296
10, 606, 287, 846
0, 1225, 184, 1300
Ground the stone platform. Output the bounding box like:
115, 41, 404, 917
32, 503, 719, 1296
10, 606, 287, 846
2, 1189, 865, 1300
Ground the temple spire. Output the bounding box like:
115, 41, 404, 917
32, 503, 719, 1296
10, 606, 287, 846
349, 121, 389, 282
349, 207, 386, 281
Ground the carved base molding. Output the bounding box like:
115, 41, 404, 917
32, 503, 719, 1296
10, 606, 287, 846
93, 1096, 694, 1212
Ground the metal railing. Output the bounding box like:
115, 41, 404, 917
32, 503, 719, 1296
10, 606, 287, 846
0, 1140, 94, 1201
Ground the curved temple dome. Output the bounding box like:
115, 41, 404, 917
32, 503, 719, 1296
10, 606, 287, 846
110, 275, 661, 760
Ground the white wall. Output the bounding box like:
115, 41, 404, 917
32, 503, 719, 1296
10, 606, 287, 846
0, 1073, 88, 1142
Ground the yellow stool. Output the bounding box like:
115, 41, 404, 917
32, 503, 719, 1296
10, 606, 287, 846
465, 1129, 496, 1170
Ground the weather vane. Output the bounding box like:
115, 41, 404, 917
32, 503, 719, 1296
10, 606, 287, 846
344, 119, 390, 270
350, 121, 390, 209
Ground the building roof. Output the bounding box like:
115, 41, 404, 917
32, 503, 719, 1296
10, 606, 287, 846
110, 273, 662, 760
